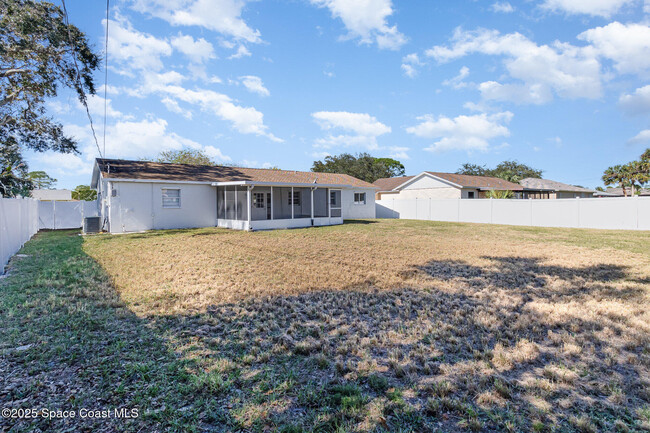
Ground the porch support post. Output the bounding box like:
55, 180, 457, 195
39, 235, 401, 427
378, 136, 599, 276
310, 187, 315, 220
270, 186, 274, 220
234, 185, 238, 220
246, 185, 252, 230
291, 186, 294, 219
328, 188, 331, 218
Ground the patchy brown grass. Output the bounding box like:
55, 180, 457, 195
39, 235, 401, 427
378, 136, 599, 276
3, 220, 649, 432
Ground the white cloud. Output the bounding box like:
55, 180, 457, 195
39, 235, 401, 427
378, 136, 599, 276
443, 66, 470, 89
540, 0, 634, 18
628, 129, 650, 144
61, 119, 231, 165
203, 145, 232, 162
426, 28, 602, 103
34, 152, 94, 177
478, 81, 553, 104
310, 0, 406, 50
401, 53, 421, 78
578, 22, 650, 76
132, 0, 261, 43
620, 85, 650, 115
239, 75, 270, 97
312, 111, 391, 150
171, 33, 216, 63
160, 85, 282, 141
228, 45, 252, 59
491, 2, 514, 13
107, 19, 172, 72
313, 111, 391, 136
83, 95, 131, 120
388, 146, 410, 160
406, 111, 513, 152
161, 97, 193, 119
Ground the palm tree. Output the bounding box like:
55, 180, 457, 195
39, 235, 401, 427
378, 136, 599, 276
602, 165, 630, 197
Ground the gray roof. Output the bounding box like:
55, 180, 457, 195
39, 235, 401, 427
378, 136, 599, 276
596, 187, 650, 197
30, 189, 73, 201
519, 178, 595, 193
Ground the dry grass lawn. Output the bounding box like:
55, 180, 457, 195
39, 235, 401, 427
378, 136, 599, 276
2, 219, 650, 432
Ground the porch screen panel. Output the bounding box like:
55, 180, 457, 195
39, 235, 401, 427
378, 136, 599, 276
273, 187, 290, 219
330, 190, 342, 217
217, 187, 226, 219
225, 187, 235, 220
235, 188, 248, 221
313, 188, 328, 217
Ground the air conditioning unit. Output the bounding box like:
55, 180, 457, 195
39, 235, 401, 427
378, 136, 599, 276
83, 217, 101, 234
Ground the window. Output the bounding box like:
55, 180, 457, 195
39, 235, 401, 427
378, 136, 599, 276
353, 192, 366, 205
467, 191, 475, 199
330, 191, 337, 206
289, 190, 301, 205
162, 188, 180, 208
253, 192, 265, 208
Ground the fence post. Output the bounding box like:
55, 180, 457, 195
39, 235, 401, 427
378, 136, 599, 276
490, 198, 493, 224
529, 198, 533, 227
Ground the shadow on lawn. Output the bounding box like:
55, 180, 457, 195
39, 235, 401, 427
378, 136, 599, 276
2, 232, 649, 433
148, 256, 650, 432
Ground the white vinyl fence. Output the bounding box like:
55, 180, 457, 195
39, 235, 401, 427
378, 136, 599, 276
1, 198, 99, 272
376, 197, 650, 231
38, 200, 98, 230
0, 197, 39, 273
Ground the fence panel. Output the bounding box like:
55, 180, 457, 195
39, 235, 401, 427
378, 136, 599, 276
1, 198, 39, 272
376, 197, 650, 231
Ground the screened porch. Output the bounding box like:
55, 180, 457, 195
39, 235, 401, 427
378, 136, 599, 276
215, 184, 343, 231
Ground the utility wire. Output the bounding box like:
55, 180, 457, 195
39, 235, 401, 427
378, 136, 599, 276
103, 0, 109, 158
60, 0, 103, 160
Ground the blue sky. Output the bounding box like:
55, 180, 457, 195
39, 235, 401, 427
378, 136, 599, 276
26, 0, 650, 189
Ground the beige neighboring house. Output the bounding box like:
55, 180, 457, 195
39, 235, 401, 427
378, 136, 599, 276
373, 172, 523, 200
30, 189, 73, 201
519, 178, 595, 199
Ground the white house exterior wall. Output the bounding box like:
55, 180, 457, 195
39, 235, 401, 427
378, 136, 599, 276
341, 188, 376, 219
108, 181, 216, 233
390, 175, 461, 199
390, 187, 461, 199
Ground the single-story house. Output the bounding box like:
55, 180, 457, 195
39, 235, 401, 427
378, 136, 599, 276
90, 158, 377, 233
30, 189, 73, 201
519, 178, 595, 199
373, 172, 523, 200
593, 187, 650, 197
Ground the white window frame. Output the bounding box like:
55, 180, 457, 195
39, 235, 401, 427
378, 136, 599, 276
253, 192, 265, 208
353, 192, 366, 205
162, 188, 181, 208
289, 190, 301, 206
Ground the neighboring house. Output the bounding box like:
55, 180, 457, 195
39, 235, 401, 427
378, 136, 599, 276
30, 189, 73, 201
519, 178, 595, 199
594, 187, 650, 197
373, 172, 523, 200
90, 158, 377, 233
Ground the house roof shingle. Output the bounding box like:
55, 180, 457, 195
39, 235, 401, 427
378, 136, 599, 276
95, 159, 377, 188
519, 178, 595, 193
373, 172, 523, 191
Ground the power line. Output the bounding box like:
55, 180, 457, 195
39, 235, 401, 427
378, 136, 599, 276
60, 0, 103, 160
103, 0, 109, 158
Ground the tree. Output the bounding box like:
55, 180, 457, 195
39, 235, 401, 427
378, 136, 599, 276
602, 149, 650, 197
602, 165, 630, 197
0, 0, 99, 196
311, 153, 405, 183
485, 189, 514, 199
71, 184, 96, 201
27, 170, 56, 189
456, 163, 488, 176
0, 142, 30, 196
156, 149, 215, 165
456, 160, 542, 183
